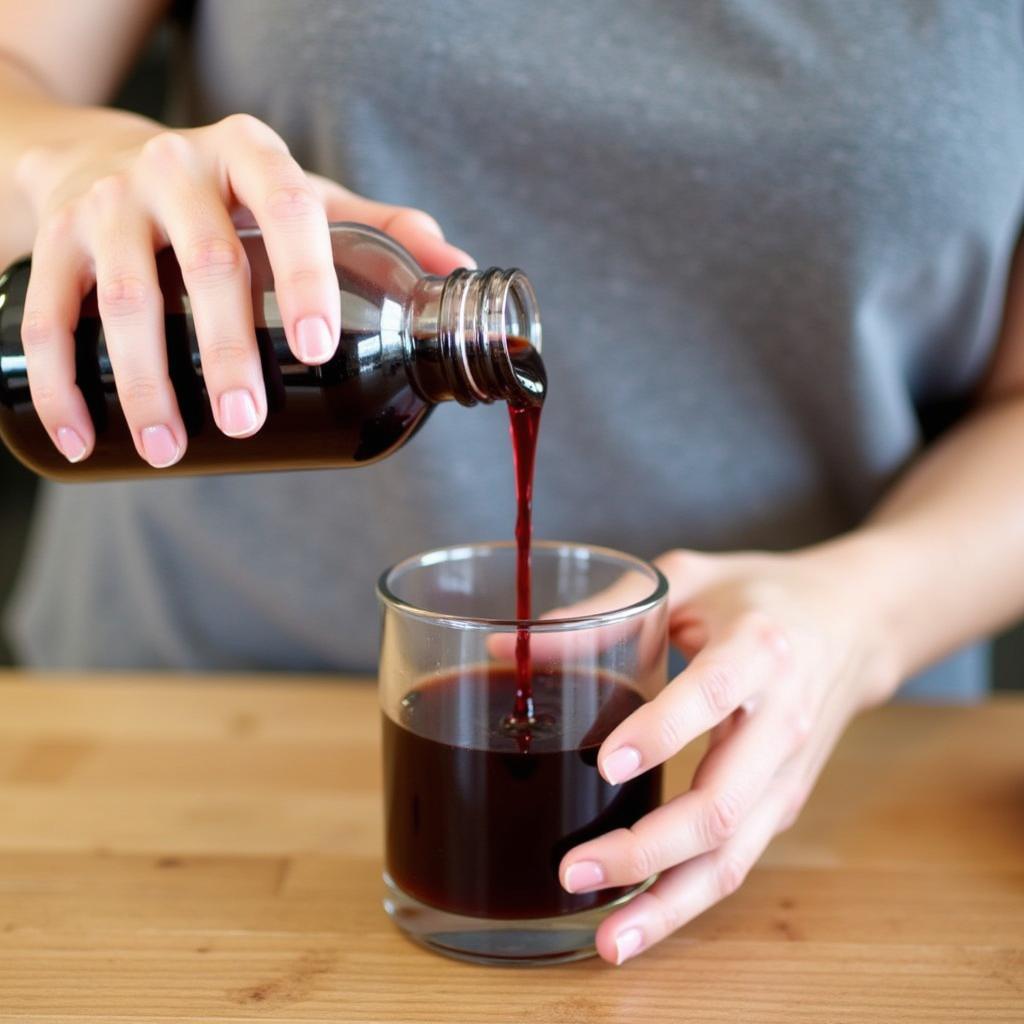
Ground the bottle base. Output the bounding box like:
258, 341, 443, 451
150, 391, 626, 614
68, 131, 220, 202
382, 871, 652, 967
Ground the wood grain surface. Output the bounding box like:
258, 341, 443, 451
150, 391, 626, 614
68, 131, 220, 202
0, 671, 1020, 1022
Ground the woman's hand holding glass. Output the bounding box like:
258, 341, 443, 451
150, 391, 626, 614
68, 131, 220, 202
556, 544, 898, 965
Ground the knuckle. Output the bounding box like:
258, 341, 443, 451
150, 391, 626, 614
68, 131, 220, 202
623, 831, 659, 883
117, 375, 163, 408
263, 182, 319, 223
698, 661, 738, 716
85, 173, 132, 208
37, 203, 78, 244
787, 709, 813, 748
284, 265, 329, 291
220, 113, 284, 148
703, 790, 742, 846
18, 145, 74, 209
139, 130, 193, 167
98, 274, 152, 318
181, 237, 244, 282
738, 579, 785, 613
657, 710, 686, 755
381, 206, 438, 237
646, 889, 682, 936
14, 144, 49, 189
201, 339, 251, 370
21, 310, 56, 350
714, 853, 749, 900
743, 611, 792, 665
28, 380, 60, 408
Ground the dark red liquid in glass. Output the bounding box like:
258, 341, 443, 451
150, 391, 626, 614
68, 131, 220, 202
382, 665, 662, 919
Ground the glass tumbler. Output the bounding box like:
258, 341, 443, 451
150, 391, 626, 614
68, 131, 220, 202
377, 540, 668, 965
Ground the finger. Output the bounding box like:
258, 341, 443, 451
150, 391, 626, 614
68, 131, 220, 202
540, 568, 659, 624
560, 696, 806, 892
595, 611, 791, 785
594, 782, 789, 965
216, 119, 340, 365
21, 211, 95, 463
87, 182, 186, 468
503, 550, 718, 651
689, 684, 810, 791
485, 566, 661, 663
653, 549, 730, 617
672, 620, 710, 660
142, 140, 266, 439
307, 172, 476, 276
485, 547, 711, 666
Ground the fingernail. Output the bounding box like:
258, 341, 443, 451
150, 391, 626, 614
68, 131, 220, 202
563, 860, 605, 893
295, 316, 335, 363
602, 746, 642, 785
450, 247, 477, 270
56, 426, 87, 463
141, 425, 182, 468
218, 389, 259, 437
615, 927, 644, 965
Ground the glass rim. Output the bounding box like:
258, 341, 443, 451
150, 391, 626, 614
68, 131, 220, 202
376, 539, 669, 631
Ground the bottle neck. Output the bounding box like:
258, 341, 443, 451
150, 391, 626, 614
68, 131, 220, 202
407, 268, 543, 406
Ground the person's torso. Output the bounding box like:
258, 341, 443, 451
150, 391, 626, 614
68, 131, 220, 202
10, 1, 1023, 690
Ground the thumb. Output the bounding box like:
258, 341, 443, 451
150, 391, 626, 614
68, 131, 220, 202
653, 550, 722, 615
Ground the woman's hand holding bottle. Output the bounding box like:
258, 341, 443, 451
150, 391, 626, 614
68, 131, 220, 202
15, 111, 472, 467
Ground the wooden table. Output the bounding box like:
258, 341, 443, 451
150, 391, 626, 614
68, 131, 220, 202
0, 672, 1020, 1023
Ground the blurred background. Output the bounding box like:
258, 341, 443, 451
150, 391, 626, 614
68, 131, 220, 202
1, 26, 1021, 688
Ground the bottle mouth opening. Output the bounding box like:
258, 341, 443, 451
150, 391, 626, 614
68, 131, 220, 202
499, 273, 542, 354
440, 268, 545, 406
486, 270, 545, 407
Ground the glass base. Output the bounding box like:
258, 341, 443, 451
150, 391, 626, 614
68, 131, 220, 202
382, 871, 650, 966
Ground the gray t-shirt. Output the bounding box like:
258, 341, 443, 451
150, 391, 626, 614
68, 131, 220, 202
8, 1, 1024, 698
